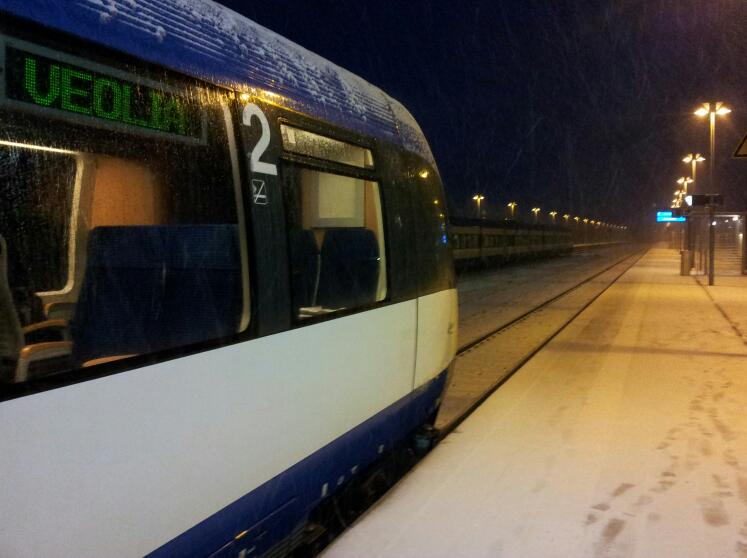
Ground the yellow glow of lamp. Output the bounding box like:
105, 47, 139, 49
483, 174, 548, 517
473, 194, 485, 218
694, 106, 709, 117
682, 153, 705, 164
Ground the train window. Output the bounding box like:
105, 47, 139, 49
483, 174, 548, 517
282, 165, 387, 319
280, 124, 373, 169
0, 46, 248, 388
409, 161, 454, 295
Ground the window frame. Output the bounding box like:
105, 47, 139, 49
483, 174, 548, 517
273, 115, 392, 326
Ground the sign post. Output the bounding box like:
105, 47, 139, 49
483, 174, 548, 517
708, 205, 716, 285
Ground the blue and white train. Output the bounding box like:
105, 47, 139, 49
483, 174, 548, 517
0, 2, 457, 556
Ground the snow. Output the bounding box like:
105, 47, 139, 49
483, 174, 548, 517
3, 1, 435, 161
439, 249, 639, 429
456, 244, 634, 349
323, 249, 747, 558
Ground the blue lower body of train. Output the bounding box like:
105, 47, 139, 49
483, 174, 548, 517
147, 369, 448, 558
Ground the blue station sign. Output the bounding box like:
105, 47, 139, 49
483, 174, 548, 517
656, 211, 686, 223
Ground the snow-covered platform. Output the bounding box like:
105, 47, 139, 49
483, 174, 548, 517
323, 249, 747, 558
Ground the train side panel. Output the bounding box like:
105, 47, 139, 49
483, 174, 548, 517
0, 302, 429, 557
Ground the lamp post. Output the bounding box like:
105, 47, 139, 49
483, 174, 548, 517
694, 103, 730, 283
531, 207, 540, 223
694, 102, 731, 192
507, 201, 517, 220
563, 214, 570, 224
682, 153, 705, 193
472, 194, 485, 219
676, 177, 693, 194
675, 177, 693, 207
549, 211, 558, 223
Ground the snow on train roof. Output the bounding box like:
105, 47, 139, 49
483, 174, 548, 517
1, 0, 435, 165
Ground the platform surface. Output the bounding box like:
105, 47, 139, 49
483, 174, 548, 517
324, 249, 747, 558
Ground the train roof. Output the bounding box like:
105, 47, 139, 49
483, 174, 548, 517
0, 0, 435, 165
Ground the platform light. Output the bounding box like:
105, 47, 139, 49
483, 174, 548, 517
694, 106, 709, 117
695, 102, 731, 192
472, 194, 485, 219
676, 177, 693, 191
683, 154, 705, 164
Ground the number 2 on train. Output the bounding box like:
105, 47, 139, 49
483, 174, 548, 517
242, 103, 278, 176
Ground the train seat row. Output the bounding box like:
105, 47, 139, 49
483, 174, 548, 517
1, 225, 242, 382
2, 223, 383, 382
288, 227, 381, 314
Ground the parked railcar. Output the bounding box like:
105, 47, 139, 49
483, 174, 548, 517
450, 217, 573, 268
0, 2, 457, 557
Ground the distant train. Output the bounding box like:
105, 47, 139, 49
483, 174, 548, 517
450, 217, 628, 268
0, 2, 456, 557
450, 218, 572, 266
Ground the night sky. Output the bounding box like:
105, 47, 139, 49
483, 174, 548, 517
216, 0, 747, 228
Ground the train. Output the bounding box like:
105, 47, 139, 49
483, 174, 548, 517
0, 2, 457, 557
450, 217, 629, 268
450, 218, 573, 267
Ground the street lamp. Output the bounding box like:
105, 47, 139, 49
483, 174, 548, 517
674, 177, 693, 207
694, 102, 731, 192
549, 211, 558, 223
507, 201, 517, 220
682, 153, 705, 192
531, 207, 540, 223
563, 214, 570, 224
472, 194, 485, 219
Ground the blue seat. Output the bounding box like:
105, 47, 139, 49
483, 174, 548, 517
288, 229, 320, 309
316, 228, 380, 309
71, 225, 241, 364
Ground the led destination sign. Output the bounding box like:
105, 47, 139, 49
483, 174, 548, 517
4, 44, 205, 141
656, 211, 686, 223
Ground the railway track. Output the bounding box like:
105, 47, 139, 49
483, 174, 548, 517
437, 247, 648, 436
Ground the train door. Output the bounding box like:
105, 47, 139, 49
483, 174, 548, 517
237, 93, 419, 465
398, 153, 458, 390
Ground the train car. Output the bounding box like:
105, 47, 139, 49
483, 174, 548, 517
0, 2, 457, 557
450, 218, 573, 269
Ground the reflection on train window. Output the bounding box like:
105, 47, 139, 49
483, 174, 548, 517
0, 102, 248, 387
410, 162, 453, 294
283, 166, 387, 319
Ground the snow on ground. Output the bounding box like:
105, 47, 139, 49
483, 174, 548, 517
456, 244, 635, 348
438, 252, 640, 429
324, 249, 747, 558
